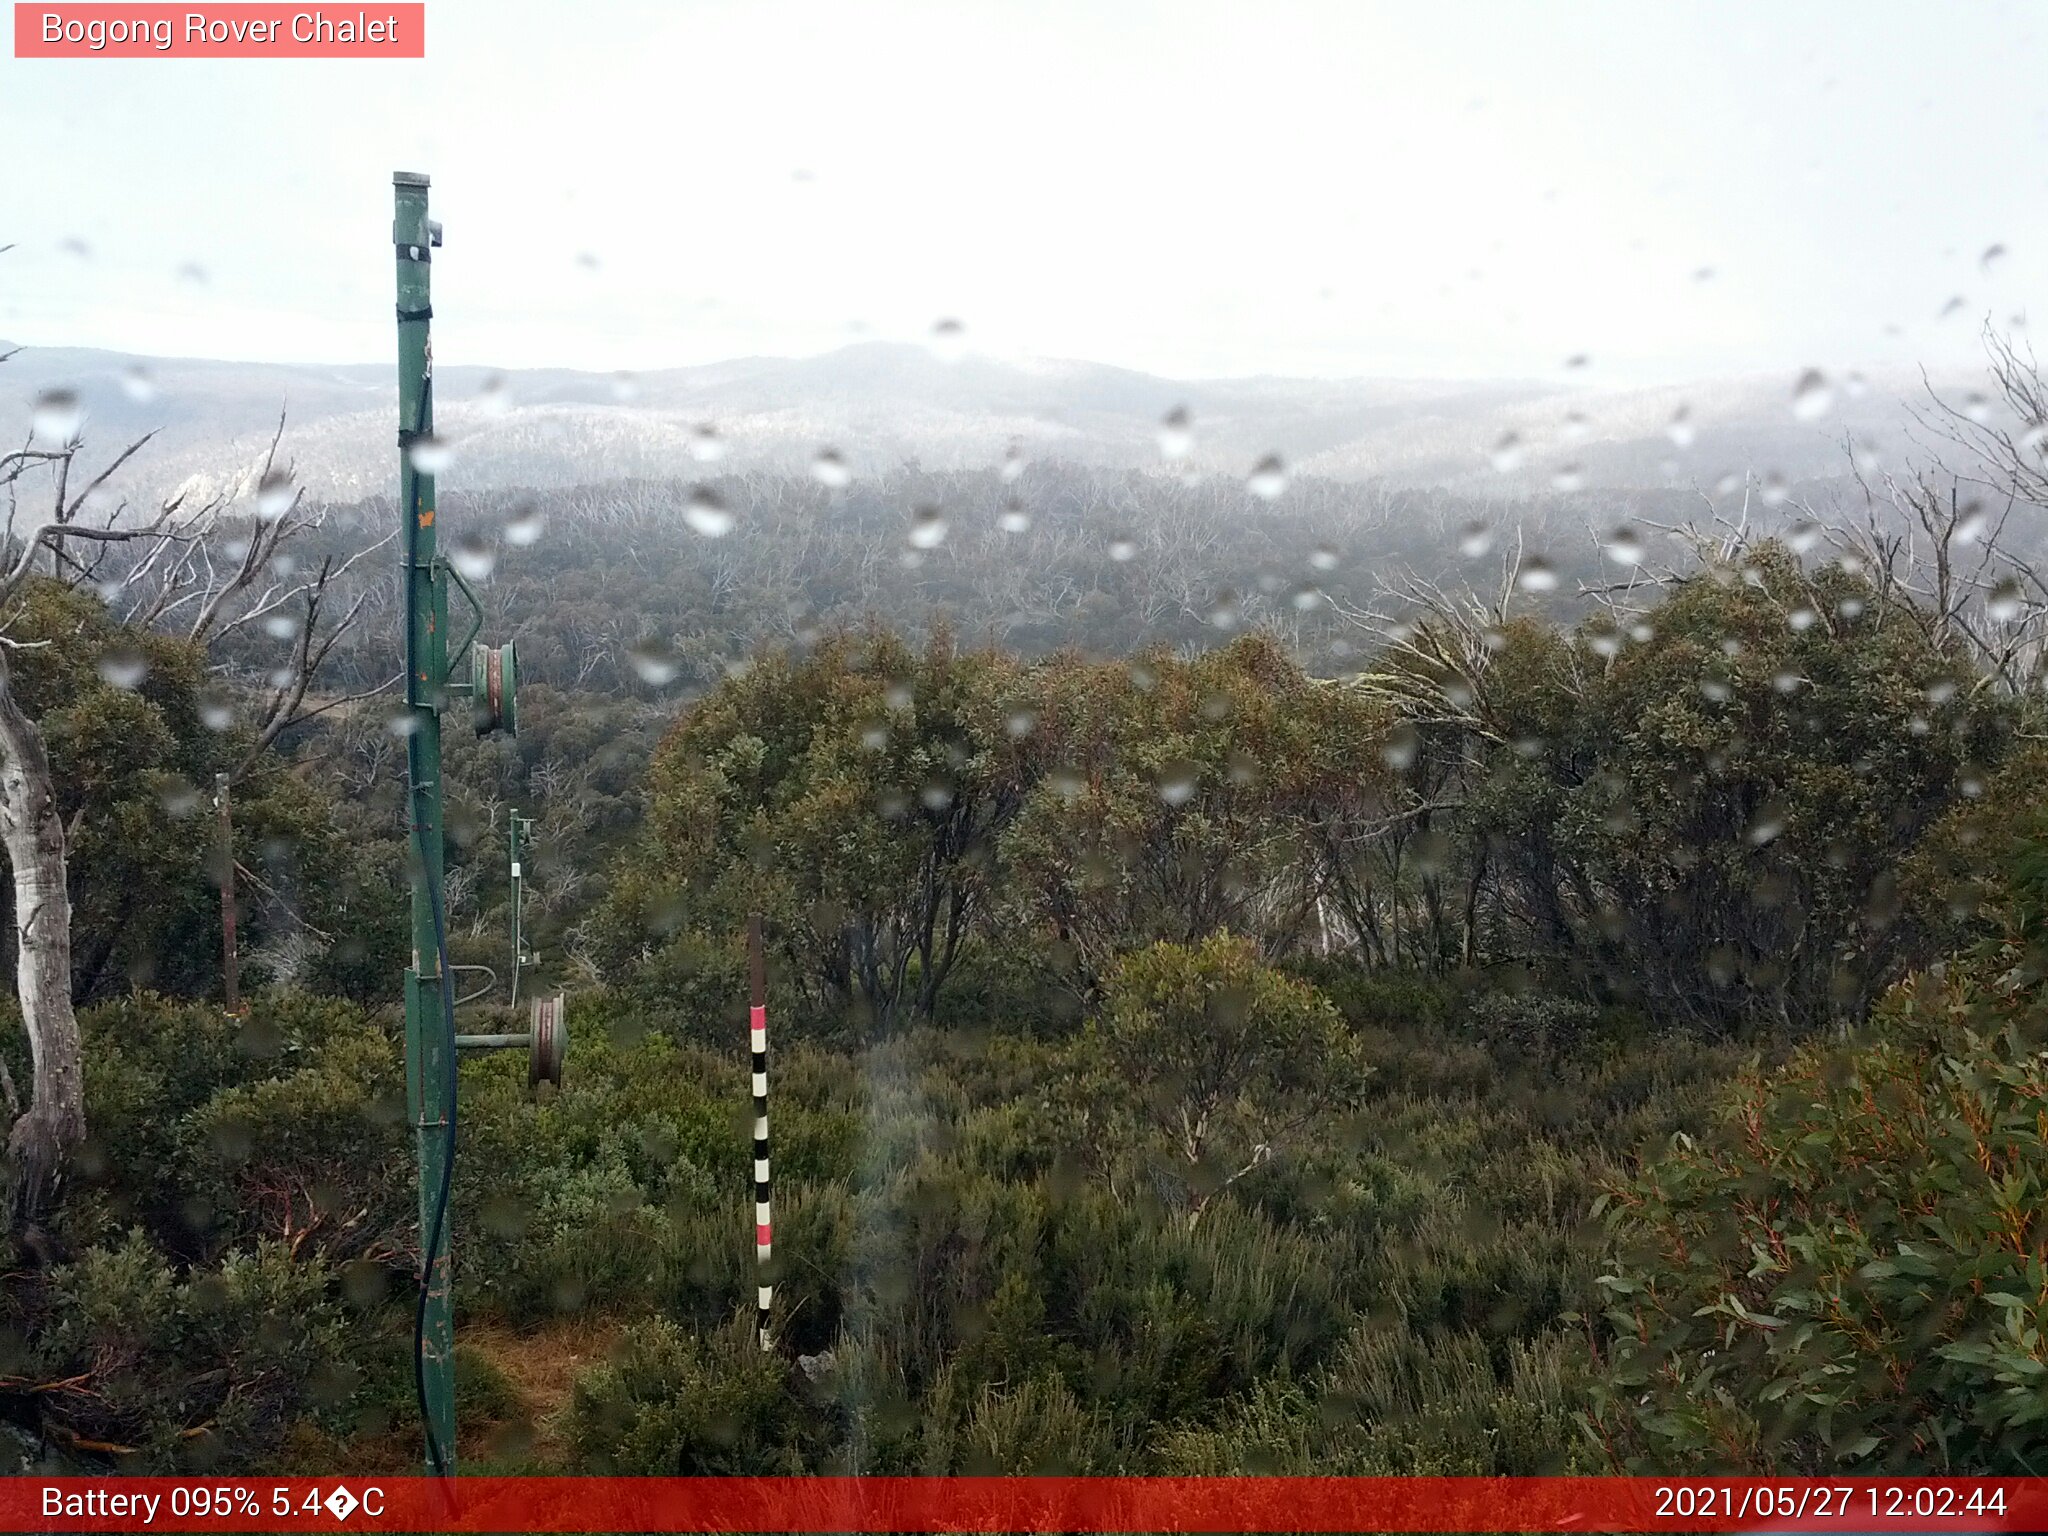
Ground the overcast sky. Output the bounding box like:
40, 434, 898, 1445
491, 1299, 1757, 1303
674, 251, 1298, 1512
2, 0, 2043, 385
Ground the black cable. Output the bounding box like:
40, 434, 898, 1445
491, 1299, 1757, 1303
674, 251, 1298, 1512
401, 368, 458, 1480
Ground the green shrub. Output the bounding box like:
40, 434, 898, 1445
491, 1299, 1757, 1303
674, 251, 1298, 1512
12, 1233, 358, 1469
1071, 934, 1370, 1227
566, 1316, 817, 1473
1590, 969, 2048, 1471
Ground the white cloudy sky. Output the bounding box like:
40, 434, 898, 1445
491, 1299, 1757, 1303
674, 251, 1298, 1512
2, 0, 2042, 384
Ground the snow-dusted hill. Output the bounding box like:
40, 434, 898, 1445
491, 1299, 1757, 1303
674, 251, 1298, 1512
0, 338, 1991, 511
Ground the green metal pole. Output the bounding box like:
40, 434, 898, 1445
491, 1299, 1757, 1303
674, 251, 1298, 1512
393, 170, 456, 1476
509, 810, 523, 1008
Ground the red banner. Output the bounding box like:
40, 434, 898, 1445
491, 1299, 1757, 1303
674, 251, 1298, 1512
13, 4, 424, 58
6, 1476, 2044, 1532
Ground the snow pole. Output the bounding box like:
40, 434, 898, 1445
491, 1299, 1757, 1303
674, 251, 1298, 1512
748, 913, 773, 1351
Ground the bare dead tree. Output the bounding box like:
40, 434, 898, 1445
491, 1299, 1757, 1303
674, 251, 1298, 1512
0, 372, 390, 1219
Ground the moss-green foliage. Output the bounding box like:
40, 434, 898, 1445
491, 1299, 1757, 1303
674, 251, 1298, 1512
1, 579, 402, 1005
442, 970, 1737, 1476
1591, 946, 2048, 1471
1448, 545, 2013, 1033
0, 992, 415, 1469
6, 1233, 359, 1468
1585, 783, 2048, 1472
590, 628, 1033, 1038
19, 524, 2047, 1476
1066, 936, 1370, 1223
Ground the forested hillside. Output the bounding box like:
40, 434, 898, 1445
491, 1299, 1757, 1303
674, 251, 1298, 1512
1, 341, 2045, 1480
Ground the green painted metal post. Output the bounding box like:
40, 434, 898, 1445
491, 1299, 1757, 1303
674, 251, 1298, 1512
393, 170, 456, 1477
509, 810, 529, 1007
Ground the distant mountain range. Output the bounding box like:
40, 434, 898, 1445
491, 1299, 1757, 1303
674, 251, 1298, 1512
0, 338, 1990, 512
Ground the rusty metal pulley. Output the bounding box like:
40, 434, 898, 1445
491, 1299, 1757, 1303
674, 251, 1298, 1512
528, 993, 566, 1089
471, 640, 518, 737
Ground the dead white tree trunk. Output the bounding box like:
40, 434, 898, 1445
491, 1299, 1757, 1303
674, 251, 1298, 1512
0, 647, 80, 1218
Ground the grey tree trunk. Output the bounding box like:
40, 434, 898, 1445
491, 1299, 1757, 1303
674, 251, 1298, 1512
0, 652, 82, 1221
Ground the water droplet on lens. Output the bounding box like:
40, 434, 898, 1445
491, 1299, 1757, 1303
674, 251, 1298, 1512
1746, 801, 1787, 846
1989, 579, 2023, 623
627, 640, 679, 686
1562, 410, 1589, 444
256, 469, 296, 521
612, 371, 638, 402
689, 423, 725, 463
31, 390, 81, 447
1309, 545, 1339, 572
1667, 406, 1695, 448
1458, 521, 1493, 559
1156, 760, 1199, 807
1517, 558, 1560, 594
909, 504, 948, 549
262, 612, 297, 640
1791, 369, 1833, 421
1158, 405, 1194, 460
1552, 464, 1585, 493
98, 646, 148, 690
998, 501, 1031, 534
1956, 503, 1988, 544
683, 486, 735, 537
1005, 710, 1036, 739
929, 317, 967, 361
478, 373, 511, 416
451, 532, 495, 581
199, 694, 234, 731
1000, 443, 1026, 484
1601, 524, 1645, 565
1761, 472, 1789, 506
408, 437, 454, 474
1786, 519, 1822, 554
1489, 431, 1524, 473
504, 501, 545, 546
120, 365, 156, 403
1108, 536, 1136, 562
811, 447, 851, 488
1982, 243, 2007, 274
1382, 724, 1419, 771
1563, 353, 1590, 370
1246, 454, 1288, 500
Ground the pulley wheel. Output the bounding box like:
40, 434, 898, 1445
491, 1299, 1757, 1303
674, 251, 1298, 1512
529, 993, 566, 1089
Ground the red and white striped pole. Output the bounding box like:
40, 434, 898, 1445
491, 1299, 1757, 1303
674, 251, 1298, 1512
748, 913, 772, 1351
